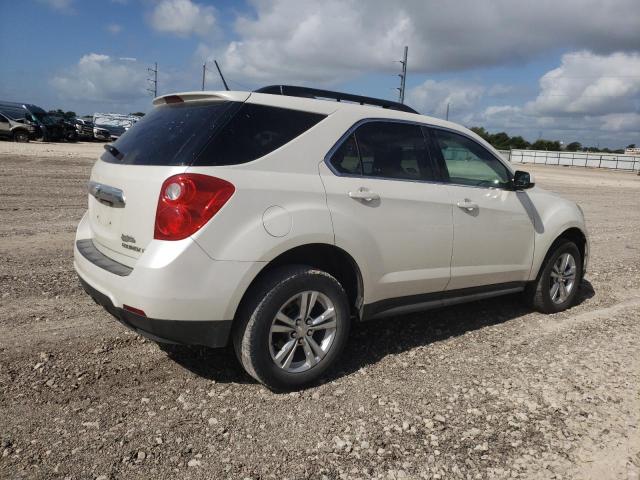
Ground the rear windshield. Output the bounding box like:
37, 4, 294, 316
101, 101, 326, 166
101, 101, 235, 166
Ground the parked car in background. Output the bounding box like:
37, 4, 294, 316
47, 113, 79, 142
0, 101, 65, 141
0, 111, 35, 142
73, 115, 110, 141
93, 113, 138, 140
75, 86, 589, 390
73, 116, 95, 140
93, 125, 111, 141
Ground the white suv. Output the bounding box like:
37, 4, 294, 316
74, 85, 589, 390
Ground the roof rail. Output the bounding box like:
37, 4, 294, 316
254, 85, 419, 114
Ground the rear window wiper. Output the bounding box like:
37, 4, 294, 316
103, 144, 124, 161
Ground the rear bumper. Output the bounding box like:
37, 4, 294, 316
74, 212, 266, 346
79, 276, 232, 347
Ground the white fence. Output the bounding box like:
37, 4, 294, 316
497, 149, 640, 172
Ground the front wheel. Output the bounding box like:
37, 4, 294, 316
233, 266, 350, 391
524, 240, 582, 313
13, 130, 30, 143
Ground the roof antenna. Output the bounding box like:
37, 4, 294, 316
214, 60, 230, 91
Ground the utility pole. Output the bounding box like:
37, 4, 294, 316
147, 62, 158, 97
202, 63, 206, 91
397, 46, 408, 104
445, 103, 450, 121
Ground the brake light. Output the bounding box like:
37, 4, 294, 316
154, 174, 235, 241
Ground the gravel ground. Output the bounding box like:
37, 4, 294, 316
1, 142, 639, 479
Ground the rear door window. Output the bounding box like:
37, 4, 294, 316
356, 122, 434, 180
329, 121, 436, 181
194, 103, 326, 166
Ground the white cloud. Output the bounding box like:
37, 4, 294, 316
51, 53, 148, 104
600, 113, 640, 132
150, 0, 216, 37
484, 105, 523, 118
407, 80, 484, 117
459, 51, 640, 146
526, 51, 640, 117
198, 0, 640, 84
106, 23, 122, 34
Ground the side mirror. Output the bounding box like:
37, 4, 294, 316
512, 170, 535, 190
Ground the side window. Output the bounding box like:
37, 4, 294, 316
354, 122, 434, 181
195, 103, 326, 166
329, 134, 362, 175
0, 115, 8, 123
433, 129, 511, 188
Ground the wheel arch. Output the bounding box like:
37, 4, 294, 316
233, 243, 364, 324
532, 226, 588, 282
11, 127, 31, 141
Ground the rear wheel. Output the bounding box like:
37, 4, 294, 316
233, 265, 350, 391
13, 130, 30, 143
524, 240, 582, 313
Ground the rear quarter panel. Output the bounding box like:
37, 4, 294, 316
186, 110, 349, 262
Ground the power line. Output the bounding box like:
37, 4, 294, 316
147, 62, 158, 98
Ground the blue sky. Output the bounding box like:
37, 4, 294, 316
1, 0, 638, 147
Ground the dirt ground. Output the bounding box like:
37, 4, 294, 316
1, 141, 639, 480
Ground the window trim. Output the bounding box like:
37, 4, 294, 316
324, 118, 514, 188
324, 118, 443, 184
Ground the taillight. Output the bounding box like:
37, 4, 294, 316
154, 173, 235, 241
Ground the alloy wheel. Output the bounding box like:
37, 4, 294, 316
549, 252, 577, 304
268, 291, 337, 373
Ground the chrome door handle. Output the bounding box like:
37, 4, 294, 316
348, 189, 380, 202
456, 199, 478, 212
88, 181, 126, 208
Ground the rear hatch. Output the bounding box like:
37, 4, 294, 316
87, 93, 247, 267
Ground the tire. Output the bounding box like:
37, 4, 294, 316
13, 130, 30, 143
524, 240, 582, 313
66, 131, 78, 142
233, 265, 350, 391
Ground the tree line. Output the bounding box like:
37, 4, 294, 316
469, 127, 633, 154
